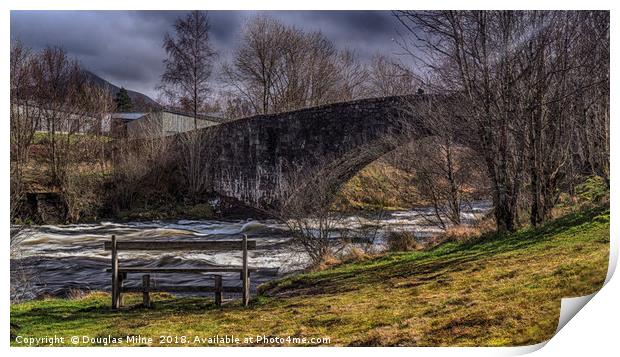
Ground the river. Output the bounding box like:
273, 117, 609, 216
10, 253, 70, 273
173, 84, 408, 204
10, 202, 491, 301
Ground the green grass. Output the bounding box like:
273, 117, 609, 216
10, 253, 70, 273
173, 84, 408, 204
10, 206, 609, 346
334, 159, 423, 210
32, 132, 113, 145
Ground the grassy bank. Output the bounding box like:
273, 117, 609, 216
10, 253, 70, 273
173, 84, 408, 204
10, 205, 609, 346
334, 159, 423, 210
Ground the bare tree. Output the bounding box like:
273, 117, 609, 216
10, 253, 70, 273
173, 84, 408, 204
10, 43, 116, 223
29, 46, 86, 186
60, 84, 114, 222
112, 122, 177, 211
161, 10, 216, 128
403, 11, 529, 232
563, 12, 609, 190
223, 15, 366, 116
334, 49, 369, 101
10, 41, 39, 216
348, 201, 388, 254
220, 91, 255, 120
110, 141, 152, 210
177, 130, 213, 200
10, 226, 37, 303
269, 160, 351, 266
222, 16, 284, 115
412, 138, 483, 228
387, 95, 488, 229
395, 10, 609, 231
368, 54, 419, 97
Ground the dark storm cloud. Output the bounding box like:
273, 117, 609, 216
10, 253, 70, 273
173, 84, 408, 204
10, 10, 405, 99
245, 11, 402, 59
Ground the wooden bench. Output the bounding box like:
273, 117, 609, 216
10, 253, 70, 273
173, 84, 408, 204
104, 234, 257, 309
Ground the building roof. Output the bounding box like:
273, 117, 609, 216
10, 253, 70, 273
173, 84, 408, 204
111, 109, 228, 123
111, 112, 147, 121
161, 108, 228, 123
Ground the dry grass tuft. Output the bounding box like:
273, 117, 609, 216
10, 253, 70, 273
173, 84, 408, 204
426, 217, 496, 249
475, 216, 497, 233
66, 289, 91, 300
312, 254, 342, 271
386, 231, 423, 252
341, 246, 370, 262
435, 225, 482, 244
312, 246, 374, 272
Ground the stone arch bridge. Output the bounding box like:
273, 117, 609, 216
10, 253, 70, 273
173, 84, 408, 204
188, 95, 438, 210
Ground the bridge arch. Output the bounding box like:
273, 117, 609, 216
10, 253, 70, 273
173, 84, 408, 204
191, 95, 434, 210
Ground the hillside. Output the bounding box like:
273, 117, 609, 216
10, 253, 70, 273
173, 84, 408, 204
10, 205, 609, 346
83, 71, 160, 112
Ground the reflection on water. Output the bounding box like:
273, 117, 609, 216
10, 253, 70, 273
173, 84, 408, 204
11, 202, 491, 300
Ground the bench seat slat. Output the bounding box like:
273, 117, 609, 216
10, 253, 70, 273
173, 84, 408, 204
103, 240, 257, 251
122, 285, 243, 293
105, 267, 258, 273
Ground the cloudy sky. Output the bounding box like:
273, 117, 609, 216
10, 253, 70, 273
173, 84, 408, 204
10, 10, 409, 100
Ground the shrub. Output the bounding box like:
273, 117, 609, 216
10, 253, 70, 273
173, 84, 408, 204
62, 170, 105, 223
434, 225, 482, 244
341, 246, 370, 262
575, 176, 609, 204
313, 254, 342, 271
310, 246, 372, 272
385, 231, 420, 252
184, 203, 214, 218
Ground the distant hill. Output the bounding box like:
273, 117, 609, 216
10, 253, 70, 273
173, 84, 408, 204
83, 71, 160, 112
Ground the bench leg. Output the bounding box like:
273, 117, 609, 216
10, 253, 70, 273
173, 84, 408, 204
240, 271, 250, 306
214, 275, 222, 307
244, 273, 251, 306
242, 234, 250, 307
117, 272, 126, 308
111, 235, 118, 309
142, 274, 151, 308
111, 275, 118, 309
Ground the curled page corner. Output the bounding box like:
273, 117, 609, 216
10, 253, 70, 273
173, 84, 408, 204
513, 222, 617, 353
555, 293, 597, 334
513, 277, 609, 355
604, 222, 618, 285
553, 224, 617, 336
503, 340, 548, 355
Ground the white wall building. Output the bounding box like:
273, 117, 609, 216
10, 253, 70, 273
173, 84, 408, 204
112, 109, 225, 138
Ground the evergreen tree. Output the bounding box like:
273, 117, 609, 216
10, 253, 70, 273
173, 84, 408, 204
115, 87, 133, 112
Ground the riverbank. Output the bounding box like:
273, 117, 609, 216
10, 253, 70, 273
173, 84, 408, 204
14, 151, 440, 225
10, 205, 609, 346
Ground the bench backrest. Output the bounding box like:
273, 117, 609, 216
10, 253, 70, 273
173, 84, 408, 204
104, 238, 257, 251
105, 234, 257, 308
